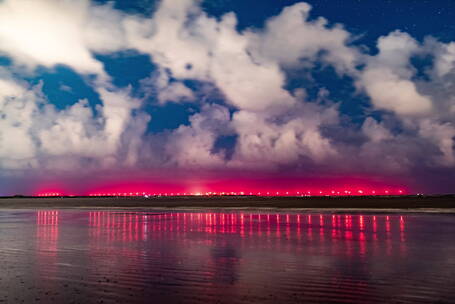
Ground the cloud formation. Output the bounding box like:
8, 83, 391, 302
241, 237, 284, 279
0, 0, 127, 77
0, 0, 454, 193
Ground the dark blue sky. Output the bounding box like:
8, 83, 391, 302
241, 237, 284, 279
203, 0, 455, 42
101, 0, 455, 43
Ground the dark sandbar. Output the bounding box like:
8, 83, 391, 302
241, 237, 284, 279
0, 195, 454, 211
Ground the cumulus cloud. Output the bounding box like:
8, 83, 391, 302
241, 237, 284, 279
125, 0, 351, 169
0, 77, 38, 165
248, 3, 359, 74
141, 68, 195, 104
0, 71, 149, 171
361, 117, 392, 143
352, 30, 454, 175
127, 1, 296, 112
418, 119, 455, 166
230, 103, 339, 169
358, 31, 432, 116
0, 0, 127, 77
165, 104, 231, 167
434, 41, 455, 78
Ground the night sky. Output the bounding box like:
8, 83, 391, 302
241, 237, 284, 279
0, 0, 454, 195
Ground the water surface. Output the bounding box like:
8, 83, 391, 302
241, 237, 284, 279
0, 210, 454, 303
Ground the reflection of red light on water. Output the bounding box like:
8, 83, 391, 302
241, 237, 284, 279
400, 216, 406, 243
36, 211, 59, 254
82, 211, 409, 261
386, 216, 391, 233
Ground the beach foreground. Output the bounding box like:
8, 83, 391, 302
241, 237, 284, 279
0, 195, 454, 210
0, 209, 454, 303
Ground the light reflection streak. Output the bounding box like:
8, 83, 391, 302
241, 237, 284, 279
344, 215, 353, 256
276, 214, 280, 238
35, 211, 60, 287
307, 215, 313, 241
297, 215, 301, 242
400, 216, 405, 241
386, 216, 392, 256
84, 211, 407, 258
286, 214, 291, 240
400, 216, 406, 256
319, 215, 325, 242
36, 211, 59, 254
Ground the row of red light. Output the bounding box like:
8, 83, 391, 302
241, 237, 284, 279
37, 193, 62, 197
87, 189, 405, 197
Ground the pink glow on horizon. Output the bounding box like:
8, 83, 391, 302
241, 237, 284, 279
31, 177, 411, 197
34, 187, 410, 197
81, 187, 410, 197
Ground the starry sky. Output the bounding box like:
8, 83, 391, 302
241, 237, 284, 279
0, 0, 454, 195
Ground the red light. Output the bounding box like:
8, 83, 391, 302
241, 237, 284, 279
32, 180, 408, 197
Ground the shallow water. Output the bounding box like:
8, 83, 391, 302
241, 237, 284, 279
0, 210, 454, 303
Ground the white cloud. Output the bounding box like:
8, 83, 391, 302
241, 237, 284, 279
165, 104, 230, 167
158, 82, 194, 104
361, 68, 432, 115
418, 119, 455, 166
126, 0, 298, 112
130, 0, 347, 169
0, 77, 39, 165
142, 68, 195, 104
126, 1, 360, 113
248, 3, 359, 74
124, 0, 213, 80
0, 77, 27, 99
361, 117, 392, 143
358, 31, 432, 116
230, 103, 338, 168
0, 0, 126, 77
434, 42, 455, 77
0, 72, 149, 171
356, 31, 455, 172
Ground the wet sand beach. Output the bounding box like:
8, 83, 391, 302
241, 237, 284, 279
0, 209, 455, 303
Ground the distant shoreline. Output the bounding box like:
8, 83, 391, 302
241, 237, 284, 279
0, 195, 454, 212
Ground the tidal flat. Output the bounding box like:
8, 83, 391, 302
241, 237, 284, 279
0, 208, 454, 303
